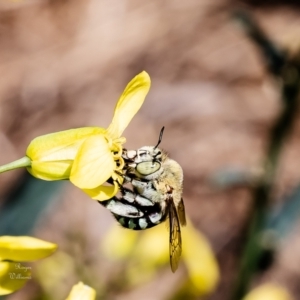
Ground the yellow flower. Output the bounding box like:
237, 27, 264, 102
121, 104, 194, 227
102, 219, 219, 296
0, 71, 151, 200
181, 223, 219, 294
65, 282, 96, 300
243, 283, 293, 300
0, 236, 57, 295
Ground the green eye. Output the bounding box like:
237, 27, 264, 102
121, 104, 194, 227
136, 162, 161, 175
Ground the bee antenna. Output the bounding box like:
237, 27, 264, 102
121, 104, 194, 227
154, 126, 165, 149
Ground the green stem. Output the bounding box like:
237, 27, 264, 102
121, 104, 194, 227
231, 11, 300, 300
0, 157, 31, 173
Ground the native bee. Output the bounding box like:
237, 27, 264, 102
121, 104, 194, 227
101, 127, 186, 272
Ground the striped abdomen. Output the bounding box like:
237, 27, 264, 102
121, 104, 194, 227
100, 199, 167, 230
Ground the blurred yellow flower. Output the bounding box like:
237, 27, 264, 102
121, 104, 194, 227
0, 262, 30, 296
0, 71, 151, 200
0, 236, 57, 295
102, 219, 219, 296
182, 223, 219, 294
243, 283, 293, 300
65, 282, 96, 300
35, 251, 76, 297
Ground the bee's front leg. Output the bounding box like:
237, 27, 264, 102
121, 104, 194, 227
116, 170, 155, 202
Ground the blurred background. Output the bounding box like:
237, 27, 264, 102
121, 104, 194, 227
1, 0, 300, 299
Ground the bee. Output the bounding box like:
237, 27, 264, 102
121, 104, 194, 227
100, 127, 186, 272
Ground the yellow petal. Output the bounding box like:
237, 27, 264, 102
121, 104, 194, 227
0, 236, 57, 262
70, 135, 114, 189
65, 282, 96, 300
127, 225, 169, 285
83, 182, 119, 201
27, 127, 105, 161
107, 71, 151, 139
243, 284, 292, 300
28, 160, 72, 180
35, 251, 76, 297
182, 221, 219, 295
102, 224, 160, 286
0, 262, 30, 295
133, 224, 169, 266
102, 224, 138, 259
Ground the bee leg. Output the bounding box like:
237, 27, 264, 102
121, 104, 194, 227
115, 169, 150, 188
100, 186, 150, 216
114, 170, 134, 184
122, 149, 137, 161
108, 173, 156, 207
131, 178, 148, 189
125, 177, 154, 197
101, 186, 154, 213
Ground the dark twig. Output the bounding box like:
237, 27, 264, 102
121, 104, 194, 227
231, 11, 300, 300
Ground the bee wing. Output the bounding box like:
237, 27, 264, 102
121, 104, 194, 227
166, 198, 185, 230
169, 200, 182, 273
177, 198, 186, 226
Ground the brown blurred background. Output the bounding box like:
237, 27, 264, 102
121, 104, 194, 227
1, 0, 300, 299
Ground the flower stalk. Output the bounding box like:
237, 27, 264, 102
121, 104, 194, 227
232, 12, 300, 300
0, 157, 31, 173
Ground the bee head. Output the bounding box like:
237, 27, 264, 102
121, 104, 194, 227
125, 127, 166, 179
130, 146, 163, 179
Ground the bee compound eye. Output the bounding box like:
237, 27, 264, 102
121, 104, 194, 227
136, 161, 161, 175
